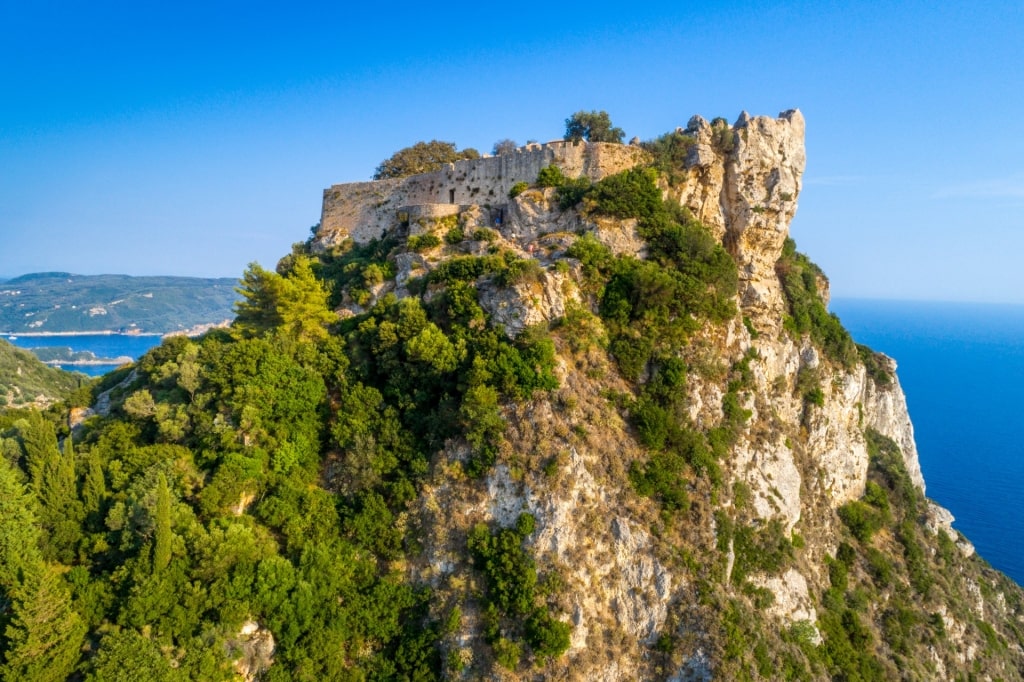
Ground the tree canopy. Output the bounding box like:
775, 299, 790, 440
563, 110, 625, 143
372, 140, 480, 180
491, 139, 517, 155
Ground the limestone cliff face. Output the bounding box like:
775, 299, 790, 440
665, 110, 805, 335
316, 114, 1024, 680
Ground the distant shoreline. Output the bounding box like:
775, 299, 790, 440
2, 331, 163, 337
42, 358, 134, 367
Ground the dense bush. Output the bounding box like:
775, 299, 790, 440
641, 130, 697, 185
858, 344, 893, 387
508, 181, 529, 198
569, 171, 737, 364
315, 236, 398, 308
838, 500, 885, 543
536, 165, 567, 188
468, 514, 571, 665
555, 176, 593, 210
408, 234, 442, 252
776, 238, 857, 367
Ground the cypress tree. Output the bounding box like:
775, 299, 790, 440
0, 460, 85, 680
18, 414, 83, 562
81, 452, 107, 528
153, 473, 172, 573
0, 564, 86, 682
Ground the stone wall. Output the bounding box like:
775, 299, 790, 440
317, 140, 650, 248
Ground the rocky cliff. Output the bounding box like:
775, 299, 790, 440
309, 111, 1024, 679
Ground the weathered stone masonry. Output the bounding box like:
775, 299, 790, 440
317, 140, 649, 248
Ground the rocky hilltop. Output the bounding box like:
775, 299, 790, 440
4, 112, 1022, 681
309, 111, 1022, 679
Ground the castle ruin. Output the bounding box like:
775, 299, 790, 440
316, 140, 649, 248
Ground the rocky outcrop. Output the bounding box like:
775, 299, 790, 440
310, 112, 1021, 680
663, 111, 806, 334
231, 620, 275, 681
478, 268, 581, 338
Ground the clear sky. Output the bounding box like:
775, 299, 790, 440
2, 1, 1022, 302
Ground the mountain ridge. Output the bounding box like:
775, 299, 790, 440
0, 272, 239, 334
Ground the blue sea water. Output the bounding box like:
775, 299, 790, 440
6, 334, 163, 376
832, 299, 1024, 586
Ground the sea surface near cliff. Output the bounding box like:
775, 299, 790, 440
6, 333, 162, 376
834, 298, 1024, 586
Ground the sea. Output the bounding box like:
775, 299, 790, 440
6, 333, 163, 377
832, 298, 1024, 586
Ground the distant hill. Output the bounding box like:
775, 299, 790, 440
0, 273, 239, 334
0, 338, 87, 408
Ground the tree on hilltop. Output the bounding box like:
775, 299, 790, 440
233, 255, 335, 343
563, 110, 625, 143
372, 140, 480, 180
492, 139, 518, 155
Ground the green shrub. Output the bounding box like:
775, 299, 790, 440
838, 500, 884, 543
472, 227, 498, 243
858, 344, 893, 387
444, 225, 465, 244
508, 181, 529, 198
316, 236, 398, 307
641, 130, 696, 184
408, 234, 441, 252
493, 637, 521, 669
555, 176, 592, 210
536, 165, 567, 188
776, 238, 857, 367
525, 609, 571, 662
468, 514, 570, 665
589, 167, 663, 221
730, 519, 794, 584
710, 118, 736, 153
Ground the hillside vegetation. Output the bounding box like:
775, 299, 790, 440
0, 339, 88, 408
0, 272, 238, 334
0, 113, 1022, 681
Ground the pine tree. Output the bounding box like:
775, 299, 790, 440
233, 262, 285, 338
277, 255, 336, 343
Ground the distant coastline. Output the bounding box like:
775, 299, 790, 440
3, 330, 162, 337
41, 357, 133, 367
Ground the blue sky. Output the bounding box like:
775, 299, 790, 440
2, 1, 1023, 302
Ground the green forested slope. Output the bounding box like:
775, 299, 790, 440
0, 339, 88, 408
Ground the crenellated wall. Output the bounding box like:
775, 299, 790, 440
316, 140, 650, 248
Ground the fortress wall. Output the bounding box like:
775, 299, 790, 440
318, 141, 649, 247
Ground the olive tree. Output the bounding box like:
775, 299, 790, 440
372, 140, 480, 179
492, 138, 518, 155
563, 110, 625, 143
